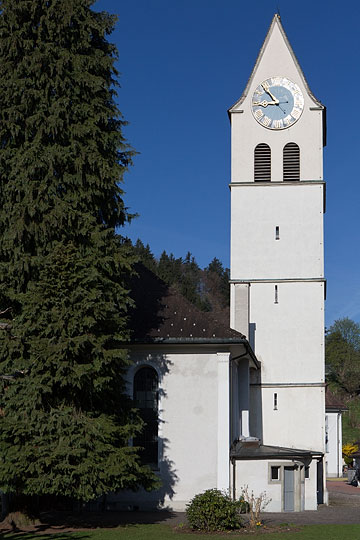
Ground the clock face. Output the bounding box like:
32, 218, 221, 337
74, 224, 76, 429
251, 77, 304, 130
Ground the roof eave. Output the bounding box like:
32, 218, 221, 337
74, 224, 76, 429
122, 337, 260, 369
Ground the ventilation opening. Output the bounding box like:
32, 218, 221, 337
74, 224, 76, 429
274, 285, 278, 304
283, 142, 300, 181
254, 143, 271, 182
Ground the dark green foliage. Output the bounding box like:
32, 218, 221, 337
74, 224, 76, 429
342, 397, 360, 444
133, 242, 230, 312
186, 489, 243, 531
205, 257, 230, 307
134, 240, 157, 273
326, 318, 360, 396
0, 0, 156, 504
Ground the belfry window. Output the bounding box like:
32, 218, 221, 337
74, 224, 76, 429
283, 142, 300, 181
133, 366, 159, 466
254, 143, 271, 181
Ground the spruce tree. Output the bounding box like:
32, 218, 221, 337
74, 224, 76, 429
0, 0, 155, 510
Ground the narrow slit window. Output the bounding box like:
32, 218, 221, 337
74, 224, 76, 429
283, 142, 300, 181
275, 226, 280, 240
274, 393, 278, 410
274, 285, 278, 304
254, 143, 271, 182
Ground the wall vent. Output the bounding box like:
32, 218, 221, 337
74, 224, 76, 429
283, 142, 300, 181
254, 143, 271, 182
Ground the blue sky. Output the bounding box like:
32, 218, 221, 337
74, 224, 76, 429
95, 0, 360, 328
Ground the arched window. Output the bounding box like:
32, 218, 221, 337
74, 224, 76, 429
133, 366, 158, 466
283, 142, 300, 181
254, 143, 271, 182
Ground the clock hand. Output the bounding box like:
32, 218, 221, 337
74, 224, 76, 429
253, 100, 278, 107
261, 83, 279, 104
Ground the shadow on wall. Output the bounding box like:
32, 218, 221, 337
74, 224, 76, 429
250, 357, 263, 443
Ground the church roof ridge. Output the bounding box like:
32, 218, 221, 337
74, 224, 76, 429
228, 13, 325, 115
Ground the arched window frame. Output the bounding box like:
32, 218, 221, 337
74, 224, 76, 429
133, 365, 159, 467
254, 143, 271, 182
283, 142, 300, 181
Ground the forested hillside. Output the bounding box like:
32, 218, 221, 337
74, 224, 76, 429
132, 239, 230, 323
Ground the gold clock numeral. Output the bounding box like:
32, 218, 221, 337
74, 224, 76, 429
291, 108, 301, 120
252, 77, 304, 129
273, 119, 283, 129
261, 115, 271, 127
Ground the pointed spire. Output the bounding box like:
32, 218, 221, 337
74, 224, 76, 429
229, 14, 324, 114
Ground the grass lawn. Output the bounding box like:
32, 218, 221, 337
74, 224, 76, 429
1, 524, 360, 540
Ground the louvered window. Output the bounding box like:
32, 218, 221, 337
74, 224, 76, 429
283, 142, 300, 181
254, 143, 271, 181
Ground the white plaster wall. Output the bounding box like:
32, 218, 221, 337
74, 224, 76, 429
304, 460, 318, 511
230, 21, 323, 183
261, 386, 325, 451
234, 459, 317, 512
161, 352, 218, 507
326, 412, 343, 477
230, 183, 324, 280
112, 350, 229, 511
249, 281, 324, 383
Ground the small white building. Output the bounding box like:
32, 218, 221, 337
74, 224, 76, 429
114, 13, 327, 513
325, 388, 347, 478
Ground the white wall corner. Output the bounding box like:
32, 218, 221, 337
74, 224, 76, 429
217, 352, 231, 492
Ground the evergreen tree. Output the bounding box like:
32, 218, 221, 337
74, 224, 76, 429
205, 258, 230, 307
134, 239, 156, 273
0, 0, 155, 510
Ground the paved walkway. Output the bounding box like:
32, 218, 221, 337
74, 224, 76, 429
254, 479, 360, 526
3, 479, 360, 532
163, 479, 360, 527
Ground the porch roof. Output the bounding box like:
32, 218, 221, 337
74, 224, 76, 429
230, 441, 323, 461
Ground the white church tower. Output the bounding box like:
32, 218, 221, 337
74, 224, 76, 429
229, 15, 326, 511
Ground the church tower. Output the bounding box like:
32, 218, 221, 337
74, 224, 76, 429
229, 15, 326, 511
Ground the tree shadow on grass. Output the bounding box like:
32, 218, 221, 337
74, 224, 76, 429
0, 532, 90, 539
0, 509, 181, 534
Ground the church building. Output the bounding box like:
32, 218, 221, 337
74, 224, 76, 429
113, 13, 327, 513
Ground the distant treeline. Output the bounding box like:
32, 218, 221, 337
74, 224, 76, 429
133, 239, 230, 313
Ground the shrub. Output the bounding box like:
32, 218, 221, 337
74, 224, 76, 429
343, 442, 359, 467
241, 485, 271, 528
186, 489, 243, 531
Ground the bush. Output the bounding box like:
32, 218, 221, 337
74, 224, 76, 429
186, 489, 243, 531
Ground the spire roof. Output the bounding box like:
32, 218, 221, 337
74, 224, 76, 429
228, 14, 324, 114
